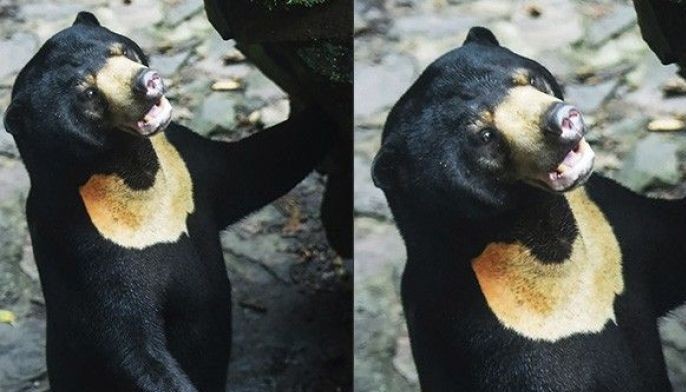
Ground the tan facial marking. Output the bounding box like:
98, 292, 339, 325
83, 74, 96, 86
109, 43, 141, 63
79, 134, 194, 249
108, 43, 125, 56
512, 69, 531, 86
479, 110, 493, 124
471, 187, 623, 342
492, 85, 561, 175
95, 55, 145, 117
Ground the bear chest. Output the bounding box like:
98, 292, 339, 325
79, 134, 195, 249
471, 187, 624, 342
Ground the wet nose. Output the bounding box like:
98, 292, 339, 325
134, 69, 164, 101
544, 103, 586, 142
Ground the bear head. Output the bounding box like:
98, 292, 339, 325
4, 12, 172, 163
372, 27, 594, 219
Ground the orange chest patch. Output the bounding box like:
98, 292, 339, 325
471, 188, 623, 341
79, 134, 195, 249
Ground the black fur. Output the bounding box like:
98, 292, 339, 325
5, 12, 332, 392
374, 26, 686, 391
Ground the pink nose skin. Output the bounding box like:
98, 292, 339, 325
135, 69, 164, 101
545, 103, 586, 141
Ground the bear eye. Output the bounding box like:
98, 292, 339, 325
479, 128, 496, 144
83, 87, 98, 99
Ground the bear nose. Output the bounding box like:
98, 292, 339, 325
134, 69, 164, 101
544, 102, 586, 142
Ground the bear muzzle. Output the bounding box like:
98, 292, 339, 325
539, 104, 594, 192
129, 68, 172, 137
96, 56, 173, 137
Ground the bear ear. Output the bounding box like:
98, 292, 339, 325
73, 11, 101, 27
464, 26, 499, 46
4, 94, 26, 136
371, 144, 403, 190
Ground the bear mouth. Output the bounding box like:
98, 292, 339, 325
536, 137, 595, 192
126, 96, 173, 137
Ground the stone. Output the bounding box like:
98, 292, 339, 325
355, 0, 389, 35
391, 11, 479, 39
615, 134, 680, 191
509, 0, 583, 54
149, 51, 189, 76
564, 79, 619, 114
0, 128, 19, 159
0, 309, 15, 324
0, 319, 46, 391
575, 28, 647, 71
661, 316, 686, 351
190, 92, 238, 136
585, 4, 636, 48
0, 33, 37, 80
665, 345, 686, 392
244, 70, 286, 103
354, 155, 392, 220
647, 118, 685, 133
20, 3, 83, 21
460, 0, 515, 19
601, 116, 649, 147
392, 334, 418, 383
222, 49, 246, 64
354, 218, 406, 280
259, 99, 290, 127
95, 0, 163, 35
0, 199, 31, 311
662, 77, 686, 97
625, 55, 686, 114
247, 110, 261, 125
211, 79, 243, 91
354, 53, 415, 119
164, 0, 203, 27
194, 35, 250, 79
354, 218, 413, 391
19, 234, 38, 283
354, 12, 370, 34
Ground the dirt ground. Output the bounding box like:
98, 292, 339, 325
0, 0, 352, 391
354, 0, 686, 390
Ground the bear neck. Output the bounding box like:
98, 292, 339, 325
86, 135, 160, 190
26, 133, 160, 192
396, 185, 578, 266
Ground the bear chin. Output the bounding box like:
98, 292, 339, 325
121, 96, 173, 137
526, 137, 595, 193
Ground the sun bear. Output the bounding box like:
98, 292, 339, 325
4, 12, 332, 392
373, 27, 686, 391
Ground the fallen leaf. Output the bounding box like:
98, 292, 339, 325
211, 79, 242, 91
647, 118, 685, 132
0, 309, 16, 325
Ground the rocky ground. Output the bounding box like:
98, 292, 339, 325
354, 0, 686, 390
0, 0, 352, 391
